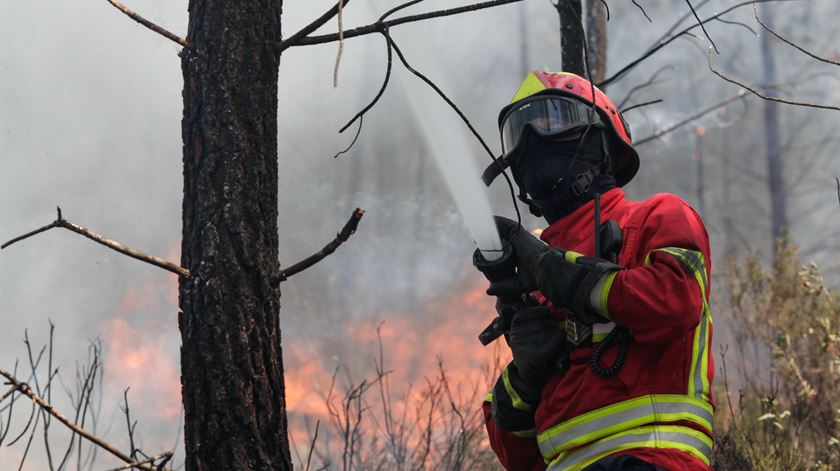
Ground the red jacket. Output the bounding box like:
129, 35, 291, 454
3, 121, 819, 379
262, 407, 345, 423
484, 188, 714, 471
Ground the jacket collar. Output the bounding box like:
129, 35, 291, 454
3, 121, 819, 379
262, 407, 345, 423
539, 188, 625, 251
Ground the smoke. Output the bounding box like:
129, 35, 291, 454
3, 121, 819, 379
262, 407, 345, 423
2, 0, 840, 468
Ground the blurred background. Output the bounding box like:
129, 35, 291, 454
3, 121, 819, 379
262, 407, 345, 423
2, 0, 839, 468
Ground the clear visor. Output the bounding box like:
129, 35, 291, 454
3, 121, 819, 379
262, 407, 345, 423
500, 97, 602, 157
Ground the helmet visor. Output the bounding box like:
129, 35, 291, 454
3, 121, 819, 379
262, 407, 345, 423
500, 96, 602, 158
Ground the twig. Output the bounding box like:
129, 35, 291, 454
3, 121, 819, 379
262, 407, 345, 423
621, 99, 663, 113
599, 0, 799, 88
333, 0, 346, 88
121, 389, 138, 460
337, 33, 393, 135
616, 65, 674, 109
304, 420, 320, 471
754, 4, 840, 66
279, 208, 365, 281
2, 207, 190, 278
632, 0, 651, 22
281, 0, 352, 49
104, 451, 174, 471
686, 0, 719, 53
635, 91, 747, 146
276, 0, 525, 51
707, 49, 840, 111
103, 0, 186, 47
0, 369, 161, 471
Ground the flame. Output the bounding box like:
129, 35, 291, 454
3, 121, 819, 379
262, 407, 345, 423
531, 228, 544, 236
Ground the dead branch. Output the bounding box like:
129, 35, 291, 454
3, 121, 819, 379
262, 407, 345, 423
753, 4, 840, 67
599, 0, 800, 88
686, 0, 719, 53
104, 451, 175, 471
281, 0, 352, 49
707, 49, 840, 112
103, 0, 186, 47
276, 0, 525, 51
621, 99, 663, 113
632, 0, 651, 22
635, 90, 747, 146
279, 208, 365, 281
0, 368, 165, 471
1, 207, 189, 278
337, 33, 393, 136
304, 420, 320, 471
616, 65, 674, 109
333, 0, 346, 88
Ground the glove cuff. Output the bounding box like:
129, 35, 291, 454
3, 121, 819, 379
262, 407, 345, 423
490, 363, 542, 433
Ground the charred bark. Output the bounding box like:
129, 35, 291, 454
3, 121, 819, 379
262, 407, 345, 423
557, 0, 585, 76
179, 0, 292, 469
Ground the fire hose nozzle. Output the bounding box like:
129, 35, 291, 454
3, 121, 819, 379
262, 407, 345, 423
472, 243, 516, 284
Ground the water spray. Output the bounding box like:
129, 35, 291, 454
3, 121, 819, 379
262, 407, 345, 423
399, 78, 503, 262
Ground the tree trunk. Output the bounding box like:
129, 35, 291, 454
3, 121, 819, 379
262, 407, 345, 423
179, 0, 292, 469
760, 5, 789, 246
557, 0, 584, 76
584, 0, 608, 83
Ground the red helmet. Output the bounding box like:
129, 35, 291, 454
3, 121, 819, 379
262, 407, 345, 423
485, 71, 639, 188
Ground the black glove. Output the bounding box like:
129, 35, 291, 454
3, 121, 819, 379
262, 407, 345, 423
494, 216, 621, 325
507, 306, 566, 385
491, 362, 542, 433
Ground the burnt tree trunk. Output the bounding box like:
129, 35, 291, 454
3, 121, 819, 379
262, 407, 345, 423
557, 0, 584, 76
760, 5, 789, 246
179, 0, 292, 469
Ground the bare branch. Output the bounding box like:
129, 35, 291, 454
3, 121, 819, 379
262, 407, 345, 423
333, 0, 346, 88
103, 0, 186, 47
281, 0, 352, 49
104, 451, 175, 471
635, 91, 747, 146
621, 99, 663, 113
304, 420, 320, 471
276, 0, 525, 51
754, 4, 840, 66
0, 368, 164, 471
632, 0, 651, 22
2, 207, 190, 278
279, 208, 365, 281
685, 0, 719, 53
707, 49, 840, 111
616, 65, 674, 110
599, 0, 800, 88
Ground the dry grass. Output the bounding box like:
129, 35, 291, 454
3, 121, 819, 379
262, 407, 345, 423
714, 242, 840, 470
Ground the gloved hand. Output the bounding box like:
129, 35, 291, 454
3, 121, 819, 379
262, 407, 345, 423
494, 216, 622, 325
507, 306, 566, 385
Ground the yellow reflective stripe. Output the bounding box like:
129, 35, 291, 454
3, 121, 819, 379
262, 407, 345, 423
599, 271, 618, 320
537, 394, 713, 459
652, 247, 713, 402
592, 322, 615, 343
484, 392, 493, 403
511, 72, 547, 102
564, 250, 584, 263
545, 425, 713, 471
502, 367, 532, 411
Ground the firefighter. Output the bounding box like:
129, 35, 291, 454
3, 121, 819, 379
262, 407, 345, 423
478, 71, 714, 470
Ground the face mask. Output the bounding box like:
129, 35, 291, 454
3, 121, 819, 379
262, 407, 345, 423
512, 128, 616, 222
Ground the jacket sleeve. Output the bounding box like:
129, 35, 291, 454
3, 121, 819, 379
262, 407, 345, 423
603, 195, 711, 343
483, 392, 547, 471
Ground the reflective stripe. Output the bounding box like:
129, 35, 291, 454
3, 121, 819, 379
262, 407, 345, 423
654, 248, 713, 402
545, 425, 713, 471
484, 392, 493, 403
564, 250, 584, 263
592, 322, 616, 343
502, 367, 532, 411
599, 271, 618, 320
537, 394, 713, 459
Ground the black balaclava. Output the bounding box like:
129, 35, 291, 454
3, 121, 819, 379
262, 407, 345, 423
511, 127, 616, 223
